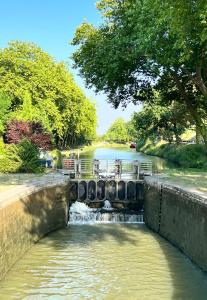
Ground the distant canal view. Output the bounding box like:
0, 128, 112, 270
80, 145, 175, 172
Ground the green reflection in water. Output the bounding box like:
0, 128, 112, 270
80, 146, 175, 172
1, 224, 207, 300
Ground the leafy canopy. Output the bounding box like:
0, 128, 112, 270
0, 93, 11, 135
0, 41, 97, 147
72, 0, 207, 146
104, 118, 129, 142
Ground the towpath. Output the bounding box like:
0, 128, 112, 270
147, 172, 207, 199
0, 173, 67, 207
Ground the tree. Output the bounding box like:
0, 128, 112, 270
72, 0, 207, 147
5, 120, 51, 149
0, 139, 43, 173
0, 92, 11, 135
0, 41, 97, 147
132, 101, 190, 144
126, 119, 138, 142
104, 118, 129, 142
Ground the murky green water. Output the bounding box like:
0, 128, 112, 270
1, 224, 207, 300
80, 146, 175, 172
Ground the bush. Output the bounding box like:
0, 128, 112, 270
17, 139, 43, 173
6, 120, 51, 149
139, 139, 207, 169
0, 139, 44, 173
50, 149, 62, 168
0, 141, 22, 173
136, 138, 147, 151
176, 144, 207, 168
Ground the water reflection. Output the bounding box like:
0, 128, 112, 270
80, 146, 175, 172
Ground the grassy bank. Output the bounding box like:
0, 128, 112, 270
137, 140, 207, 169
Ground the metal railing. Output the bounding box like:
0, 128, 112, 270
61, 159, 152, 179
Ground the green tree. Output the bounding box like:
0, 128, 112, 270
132, 101, 189, 144
0, 41, 97, 147
72, 0, 207, 147
126, 119, 138, 142
104, 118, 129, 142
0, 92, 11, 135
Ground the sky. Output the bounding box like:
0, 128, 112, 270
0, 0, 140, 135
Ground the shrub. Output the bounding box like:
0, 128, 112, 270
139, 139, 207, 169
0, 140, 21, 173
136, 138, 147, 151
176, 144, 207, 168
50, 149, 62, 168
17, 139, 43, 173
5, 120, 51, 149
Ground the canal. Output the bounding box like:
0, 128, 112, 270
1, 146, 207, 299
79, 145, 174, 172
1, 225, 207, 299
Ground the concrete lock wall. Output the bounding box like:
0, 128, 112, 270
1, 177, 207, 280
144, 179, 207, 272
0, 183, 68, 280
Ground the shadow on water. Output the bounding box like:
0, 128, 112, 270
9, 178, 206, 300
50, 224, 207, 300
9, 178, 206, 299
18, 187, 207, 300
2, 146, 206, 298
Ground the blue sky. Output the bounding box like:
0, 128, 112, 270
0, 0, 140, 134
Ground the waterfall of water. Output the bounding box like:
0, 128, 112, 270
103, 200, 113, 210
68, 201, 144, 224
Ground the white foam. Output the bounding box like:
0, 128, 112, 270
68, 201, 144, 225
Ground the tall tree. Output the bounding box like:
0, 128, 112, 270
72, 0, 207, 147
104, 118, 129, 142
132, 101, 190, 144
0, 92, 11, 136
0, 41, 97, 147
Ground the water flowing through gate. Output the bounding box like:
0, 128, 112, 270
68, 179, 144, 224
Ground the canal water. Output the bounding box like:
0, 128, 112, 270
1, 146, 207, 299
1, 224, 207, 299
79, 145, 174, 172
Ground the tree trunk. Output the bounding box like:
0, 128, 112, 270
196, 124, 202, 144
195, 66, 207, 97
173, 73, 207, 149
173, 123, 181, 144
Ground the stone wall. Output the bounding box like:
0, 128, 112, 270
0, 183, 68, 280
144, 178, 207, 272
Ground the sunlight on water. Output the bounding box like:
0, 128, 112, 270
80, 146, 175, 172
1, 224, 207, 300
